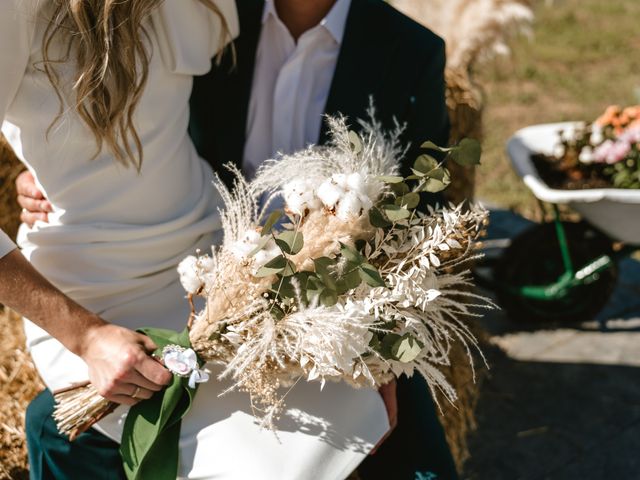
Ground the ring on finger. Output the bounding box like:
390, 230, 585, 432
131, 386, 141, 399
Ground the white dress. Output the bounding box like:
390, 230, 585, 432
0, 1, 389, 478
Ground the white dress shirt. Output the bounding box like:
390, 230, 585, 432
242, 0, 352, 178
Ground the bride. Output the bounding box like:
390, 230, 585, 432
0, 0, 390, 478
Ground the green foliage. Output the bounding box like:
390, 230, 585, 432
261, 210, 283, 236
359, 263, 385, 287
391, 334, 424, 363
275, 231, 304, 255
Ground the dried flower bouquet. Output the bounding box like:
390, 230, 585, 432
53, 113, 491, 478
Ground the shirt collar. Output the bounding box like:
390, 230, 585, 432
262, 0, 352, 44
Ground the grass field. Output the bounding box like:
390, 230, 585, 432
475, 0, 640, 217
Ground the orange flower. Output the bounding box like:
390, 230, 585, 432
595, 105, 622, 126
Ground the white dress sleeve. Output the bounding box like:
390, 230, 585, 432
0, 1, 36, 119
0, 1, 35, 259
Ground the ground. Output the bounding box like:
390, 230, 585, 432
461, 211, 640, 479
462, 1, 640, 476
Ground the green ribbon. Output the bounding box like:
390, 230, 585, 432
119, 327, 200, 480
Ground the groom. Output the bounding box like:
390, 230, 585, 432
19, 0, 457, 478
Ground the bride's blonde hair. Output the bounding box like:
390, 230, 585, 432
42, 0, 232, 170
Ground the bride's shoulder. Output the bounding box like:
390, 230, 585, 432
151, 0, 239, 76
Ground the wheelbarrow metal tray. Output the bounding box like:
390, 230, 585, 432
507, 122, 640, 244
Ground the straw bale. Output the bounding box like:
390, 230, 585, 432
0, 308, 43, 480
0, 134, 23, 241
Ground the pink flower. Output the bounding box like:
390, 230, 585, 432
618, 126, 640, 144
593, 139, 631, 164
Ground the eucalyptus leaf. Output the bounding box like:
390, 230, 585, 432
421, 174, 451, 193
368, 334, 381, 351
275, 231, 304, 255
377, 175, 405, 184
313, 258, 337, 290
281, 260, 297, 277
413, 154, 439, 174
394, 192, 420, 209
427, 167, 446, 181
369, 206, 391, 228
450, 138, 482, 166
383, 204, 411, 221
319, 288, 338, 307
391, 334, 424, 363
379, 333, 402, 359
335, 267, 362, 294
390, 182, 410, 196
248, 235, 272, 257
359, 263, 386, 287
255, 255, 286, 277
262, 210, 283, 236
421, 141, 453, 152
339, 242, 365, 265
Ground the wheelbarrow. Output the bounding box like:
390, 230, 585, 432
484, 122, 640, 323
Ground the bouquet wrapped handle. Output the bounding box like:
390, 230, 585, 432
53, 327, 207, 480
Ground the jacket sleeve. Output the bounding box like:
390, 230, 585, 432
404, 38, 450, 169
403, 38, 450, 207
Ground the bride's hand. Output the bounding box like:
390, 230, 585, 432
371, 379, 398, 454
79, 323, 173, 406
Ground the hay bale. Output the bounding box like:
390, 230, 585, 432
0, 308, 43, 480
0, 134, 24, 240
389, 0, 533, 468
392, 0, 533, 205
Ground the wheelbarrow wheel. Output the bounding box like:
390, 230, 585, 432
495, 221, 618, 323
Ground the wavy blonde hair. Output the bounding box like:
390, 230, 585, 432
42, 0, 232, 170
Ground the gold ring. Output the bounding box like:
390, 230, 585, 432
131, 386, 141, 399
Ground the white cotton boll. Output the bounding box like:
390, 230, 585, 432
553, 144, 565, 158
332, 173, 349, 189
252, 250, 271, 269
229, 240, 253, 259
307, 196, 323, 211
336, 191, 363, 221
285, 192, 307, 216
198, 256, 216, 273
591, 127, 604, 145
253, 246, 280, 271
229, 229, 263, 259
579, 146, 594, 164
177, 255, 202, 294
283, 180, 315, 216
242, 230, 261, 244
358, 193, 373, 212
317, 180, 344, 208
346, 173, 366, 194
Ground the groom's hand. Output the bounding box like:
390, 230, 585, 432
79, 323, 173, 406
16, 170, 52, 227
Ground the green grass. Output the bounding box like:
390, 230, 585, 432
476, 0, 640, 217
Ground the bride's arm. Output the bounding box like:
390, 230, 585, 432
0, 247, 172, 405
